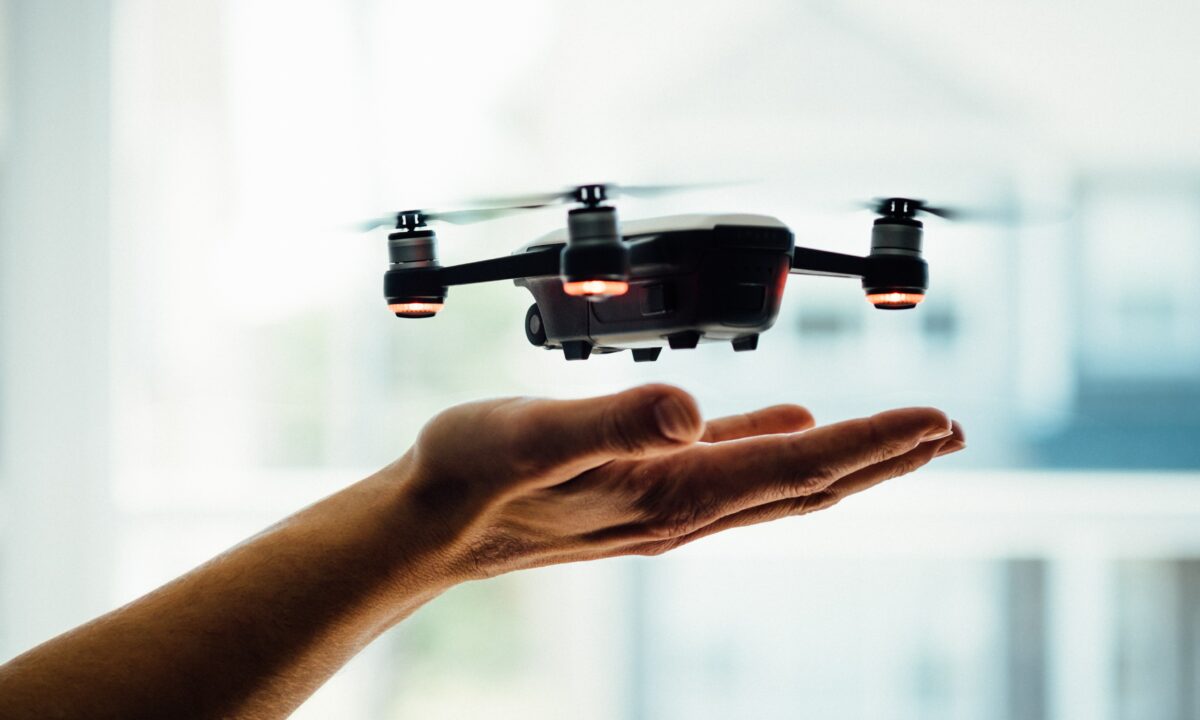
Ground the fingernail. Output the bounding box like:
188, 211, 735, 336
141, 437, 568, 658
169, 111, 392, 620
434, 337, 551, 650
921, 426, 954, 443
654, 397, 695, 442
937, 439, 966, 457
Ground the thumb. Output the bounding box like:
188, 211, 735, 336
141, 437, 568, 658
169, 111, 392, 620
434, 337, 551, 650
519, 384, 703, 473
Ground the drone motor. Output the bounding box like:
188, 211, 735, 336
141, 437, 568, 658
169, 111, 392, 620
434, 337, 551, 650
560, 186, 631, 299
385, 211, 445, 318
862, 197, 932, 310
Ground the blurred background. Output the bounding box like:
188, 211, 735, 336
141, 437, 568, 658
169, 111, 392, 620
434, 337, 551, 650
3, 0, 1200, 717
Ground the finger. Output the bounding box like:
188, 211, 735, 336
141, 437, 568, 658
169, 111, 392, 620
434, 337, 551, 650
581, 408, 954, 548
634, 424, 964, 552
513, 384, 704, 475
685, 406, 952, 509
823, 420, 964, 497
937, 420, 966, 457
700, 404, 815, 443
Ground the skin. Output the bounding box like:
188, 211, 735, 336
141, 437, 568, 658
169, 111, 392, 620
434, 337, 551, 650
0, 383, 964, 719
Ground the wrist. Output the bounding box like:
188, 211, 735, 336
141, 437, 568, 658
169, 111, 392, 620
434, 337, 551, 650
262, 455, 471, 635
356, 454, 479, 608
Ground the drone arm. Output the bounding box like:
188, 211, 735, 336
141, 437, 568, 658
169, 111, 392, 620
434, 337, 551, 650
791, 245, 929, 310
789, 247, 867, 279
438, 248, 560, 286
385, 248, 560, 302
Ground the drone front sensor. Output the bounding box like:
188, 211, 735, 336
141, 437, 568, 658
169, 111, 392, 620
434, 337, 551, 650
371, 186, 956, 361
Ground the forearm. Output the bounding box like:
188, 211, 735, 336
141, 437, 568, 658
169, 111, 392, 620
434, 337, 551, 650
0, 456, 457, 720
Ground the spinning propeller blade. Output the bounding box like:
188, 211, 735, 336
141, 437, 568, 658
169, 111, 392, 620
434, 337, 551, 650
860, 197, 1070, 225
358, 181, 732, 232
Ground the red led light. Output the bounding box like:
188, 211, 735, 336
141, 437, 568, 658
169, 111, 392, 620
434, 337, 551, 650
866, 292, 925, 309
562, 280, 630, 298
389, 301, 444, 317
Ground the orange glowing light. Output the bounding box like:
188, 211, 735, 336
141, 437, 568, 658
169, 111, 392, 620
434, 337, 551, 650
562, 279, 630, 297
866, 292, 925, 308
389, 302, 444, 316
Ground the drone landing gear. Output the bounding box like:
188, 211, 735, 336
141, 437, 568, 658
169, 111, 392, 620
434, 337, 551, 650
667, 331, 701, 350
562, 341, 593, 361
631, 347, 662, 363
732, 334, 759, 352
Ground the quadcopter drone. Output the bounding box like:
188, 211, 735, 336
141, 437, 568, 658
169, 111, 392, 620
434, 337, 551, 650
364, 184, 953, 362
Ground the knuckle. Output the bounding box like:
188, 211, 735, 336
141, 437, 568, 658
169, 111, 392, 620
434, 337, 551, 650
641, 513, 691, 540
416, 405, 465, 449
894, 451, 933, 478
501, 401, 542, 448
790, 462, 840, 495
731, 412, 758, 435
794, 491, 840, 515
638, 383, 683, 402
600, 402, 645, 456
641, 493, 722, 540
864, 416, 912, 464
498, 401, 565, 472
631, 537, 683, 557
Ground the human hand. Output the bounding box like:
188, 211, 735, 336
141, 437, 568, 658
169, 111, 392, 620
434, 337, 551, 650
391, 384, 964, 582
0, 383, 962, 720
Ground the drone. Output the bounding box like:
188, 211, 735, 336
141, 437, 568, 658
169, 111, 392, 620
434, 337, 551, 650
364, 183, 954, 361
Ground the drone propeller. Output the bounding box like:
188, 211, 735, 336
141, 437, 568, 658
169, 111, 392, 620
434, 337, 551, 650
862, 197, 965, 221
451, 181, 731, 213
358, 206, 542, 233
360, 181, 731, 233
860, 196, 1070, 225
